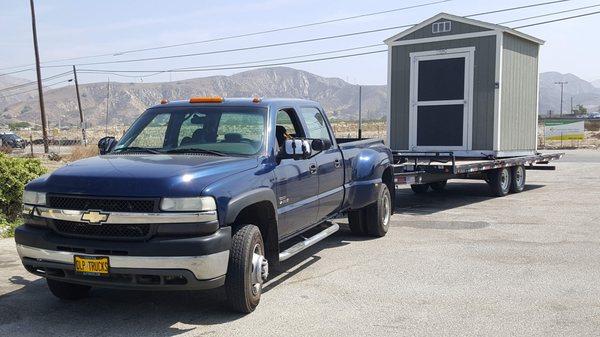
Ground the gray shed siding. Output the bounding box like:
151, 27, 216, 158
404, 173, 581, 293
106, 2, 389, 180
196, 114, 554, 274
397, 19, 490, 41
499, 33, 539, 151
389, 35, 497, 150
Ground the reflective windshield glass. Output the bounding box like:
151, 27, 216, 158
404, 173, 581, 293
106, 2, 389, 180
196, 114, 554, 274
115, 106, 267, 156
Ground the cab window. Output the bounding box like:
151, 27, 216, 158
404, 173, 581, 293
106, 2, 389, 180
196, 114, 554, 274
299, 107, 332, 143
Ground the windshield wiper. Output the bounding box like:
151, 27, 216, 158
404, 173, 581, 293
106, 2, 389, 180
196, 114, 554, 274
164, 148, 227, 156
112, 147, 161, 154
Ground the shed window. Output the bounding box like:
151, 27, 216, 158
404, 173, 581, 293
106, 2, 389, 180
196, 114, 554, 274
432, 21, 451, 34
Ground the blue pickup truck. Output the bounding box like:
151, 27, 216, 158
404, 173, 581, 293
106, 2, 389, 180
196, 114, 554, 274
15, 97, 393, 313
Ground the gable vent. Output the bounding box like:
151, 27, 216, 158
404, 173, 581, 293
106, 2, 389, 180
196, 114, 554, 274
432, 21, 451, 34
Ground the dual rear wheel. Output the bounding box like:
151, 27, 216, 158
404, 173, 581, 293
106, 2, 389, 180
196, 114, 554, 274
348, 184, 392, 237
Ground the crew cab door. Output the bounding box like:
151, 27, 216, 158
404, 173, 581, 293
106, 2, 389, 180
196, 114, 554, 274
273, 108, 319, 239
298, 106, 344, 221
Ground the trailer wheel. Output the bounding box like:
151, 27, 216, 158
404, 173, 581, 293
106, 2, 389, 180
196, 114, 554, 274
348, 184, 392, 237
510, 165, 526, 193
226, 225, 268, 313
47, 279, 91, 300
429, 180, 447, 192
488, 167, 511, 197
410, 184, 429, 194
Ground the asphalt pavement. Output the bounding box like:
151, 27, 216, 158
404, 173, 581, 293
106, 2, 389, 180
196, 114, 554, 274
1, 149, 599, 336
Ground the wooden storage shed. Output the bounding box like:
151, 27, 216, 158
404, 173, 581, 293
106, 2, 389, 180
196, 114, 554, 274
385, 13, 544, 157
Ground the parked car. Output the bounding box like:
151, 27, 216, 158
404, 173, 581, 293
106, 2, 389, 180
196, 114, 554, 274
15, 97, 394, 313
0, 132, 26, 148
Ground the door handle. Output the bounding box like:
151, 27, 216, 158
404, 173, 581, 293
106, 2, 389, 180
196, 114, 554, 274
334, 159, 341, 168
309, 164, 317, 174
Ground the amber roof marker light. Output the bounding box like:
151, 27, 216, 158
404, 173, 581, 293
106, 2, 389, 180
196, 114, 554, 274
160, 99, 169, 104
189, 96, 224, 103
252, 96, 262, 103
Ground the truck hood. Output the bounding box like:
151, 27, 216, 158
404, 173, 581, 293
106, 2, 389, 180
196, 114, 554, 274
28, 154, 259, 197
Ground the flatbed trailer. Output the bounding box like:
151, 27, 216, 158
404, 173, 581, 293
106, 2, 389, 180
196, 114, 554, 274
392, 152, 563, 197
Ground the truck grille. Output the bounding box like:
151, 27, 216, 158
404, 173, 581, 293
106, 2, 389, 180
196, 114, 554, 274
47, 195, 157, 213
54, 220, 152, 240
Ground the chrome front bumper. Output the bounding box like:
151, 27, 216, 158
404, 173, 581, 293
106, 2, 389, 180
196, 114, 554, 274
23, 204, 217, 224
16, 244, 229, 280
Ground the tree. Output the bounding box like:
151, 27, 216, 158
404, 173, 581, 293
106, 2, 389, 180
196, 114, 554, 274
8, 121, 30, 131
573, 104, 588, 115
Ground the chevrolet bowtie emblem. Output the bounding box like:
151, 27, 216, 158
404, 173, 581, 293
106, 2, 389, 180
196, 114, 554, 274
81, 211, 109, 224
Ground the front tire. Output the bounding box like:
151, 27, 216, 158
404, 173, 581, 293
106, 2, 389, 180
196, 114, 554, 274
510, 165, 526, 193
348, 184, 392, 237
488, 167, 511, 197
226, 225, 268, 313
46, 279, 90, 300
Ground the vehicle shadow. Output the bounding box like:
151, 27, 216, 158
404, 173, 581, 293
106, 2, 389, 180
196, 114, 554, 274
0, 227, 361, 336
394, 181, 544, 215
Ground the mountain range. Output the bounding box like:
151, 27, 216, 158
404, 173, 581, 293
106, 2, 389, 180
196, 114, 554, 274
1, 67, 599, 128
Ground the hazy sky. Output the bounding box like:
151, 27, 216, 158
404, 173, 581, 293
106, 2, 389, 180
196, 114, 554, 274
1, 0, 599, 86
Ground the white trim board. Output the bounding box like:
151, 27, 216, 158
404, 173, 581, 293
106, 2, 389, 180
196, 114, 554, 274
383, 12, 544, 46
493, 31, 504, 151
386, 45, 392, 147
388, 30, 497, 46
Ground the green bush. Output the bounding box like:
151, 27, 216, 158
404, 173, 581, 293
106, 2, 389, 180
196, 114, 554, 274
0, 214, 22, 238
0, 153, 46, 224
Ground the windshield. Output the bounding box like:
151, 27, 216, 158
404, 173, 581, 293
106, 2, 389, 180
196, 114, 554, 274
115, 106, 267, 156
2, 134, 19, 141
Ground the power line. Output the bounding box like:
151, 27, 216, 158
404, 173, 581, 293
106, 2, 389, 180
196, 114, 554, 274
76, 7, 600, 77
40, 0, 574, 69
498, 3, 600, 24
78, 49, 388, 75
513, 9, 600, 28
112, 0, 451, 56
78, 44, 384, 78
0, 71, 71, 93
0, 68, 34, 77
0, 79, 72, 98
464, 0, 568, 17
0, 0, 451, 71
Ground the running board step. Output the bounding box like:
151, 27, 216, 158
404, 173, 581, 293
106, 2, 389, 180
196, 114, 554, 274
279, 223, 340, 262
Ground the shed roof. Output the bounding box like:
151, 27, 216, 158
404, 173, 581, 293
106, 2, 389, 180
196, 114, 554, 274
384, 13, 545, 45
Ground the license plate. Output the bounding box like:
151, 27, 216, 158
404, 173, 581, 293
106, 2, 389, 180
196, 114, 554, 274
74, 255, 109, 276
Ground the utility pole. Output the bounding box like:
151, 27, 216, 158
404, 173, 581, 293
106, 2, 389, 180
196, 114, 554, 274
570, 96, 574, 115
105, 78, 110, 136
554, 81, 567, 117
358, 85, 362, 139
29, 0, 49, 153
72, 65, 87, 145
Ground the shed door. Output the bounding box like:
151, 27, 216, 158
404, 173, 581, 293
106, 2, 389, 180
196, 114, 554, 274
409, 48, 474, 151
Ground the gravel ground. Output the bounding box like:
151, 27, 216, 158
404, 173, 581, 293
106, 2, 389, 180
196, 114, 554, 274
0, 149, 599, 336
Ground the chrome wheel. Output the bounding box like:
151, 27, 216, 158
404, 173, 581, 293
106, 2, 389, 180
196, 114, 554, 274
250, 243, 268, 296
500, 168, 510, 192
515, 166, 524, 188
381, 191, 391, 231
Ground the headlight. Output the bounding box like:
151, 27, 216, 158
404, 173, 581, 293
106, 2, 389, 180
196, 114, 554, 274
23, 190, 46, 206
160, 197, 216, 212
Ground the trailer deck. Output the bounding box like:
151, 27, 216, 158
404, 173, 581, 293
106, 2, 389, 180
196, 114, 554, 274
393, 152, 563, 189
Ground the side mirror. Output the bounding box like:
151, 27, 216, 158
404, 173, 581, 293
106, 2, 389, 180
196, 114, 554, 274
311, 139, 332, 152
283, 139, 312, 160
98, 136, 117, 155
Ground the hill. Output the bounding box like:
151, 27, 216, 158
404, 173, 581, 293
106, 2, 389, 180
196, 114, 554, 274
0, 67, 386, 127
2, 68, 600, 127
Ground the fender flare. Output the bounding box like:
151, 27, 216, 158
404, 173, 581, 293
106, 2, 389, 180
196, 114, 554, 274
350, 148, 392, 183
224, 187, 278, 225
